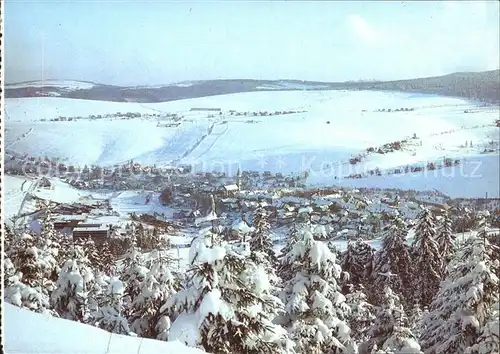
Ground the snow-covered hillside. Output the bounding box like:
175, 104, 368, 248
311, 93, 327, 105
5, 80, 96, 91
3, 175, 33, 220
5, 90, 499, 197
4, 303, 206, 354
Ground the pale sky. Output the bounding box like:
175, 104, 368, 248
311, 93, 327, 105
5, 1, 500, 86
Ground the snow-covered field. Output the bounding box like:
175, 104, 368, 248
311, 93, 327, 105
4, 303, 205, 354
109, 190, 175, 218
4, 90, 499, 197
328, 154, 500, 199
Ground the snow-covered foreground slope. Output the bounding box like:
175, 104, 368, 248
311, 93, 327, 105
4, 303, 206, 354
5, 90, 499, 197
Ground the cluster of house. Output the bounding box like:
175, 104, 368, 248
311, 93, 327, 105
180, 185, 432, 242
40, 111, 166, 123
374, 107, 415, 113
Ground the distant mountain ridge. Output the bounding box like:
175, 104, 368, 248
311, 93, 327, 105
5, 70, 499, 104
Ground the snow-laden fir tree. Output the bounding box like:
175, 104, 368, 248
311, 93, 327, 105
419, 220, 499, 354
279, 223, 301, 261
380, 326, 423, 354
88, 272, 110, 317
24, 238, 59, 286
51, 258, 91, 322
250, 204, 277, 266
364, 284, 422, 354
99, 241, 116, 275
129, 249, 179, 339
120, 243, 150, 315
365, 285, 405, 349
465, 302, 499, 354
341, 239, 375, 289
250, 245, 281, 290
93, 276, 131, 335
5, 218, 70, 306
435, 210, 455, 276
278, 222, 308, 282
345, 284, 376, 343
5, 229, 60, 289
279, 228, 352, 354
3, 221, 61, 314
248, 205, 281, 289
4, 223, 15, 245
164, 230, 294, 353
213, 244, 294, 353
4, 255, 54, 314
412, 208, 437, 246
76, 237, 116, 275
160, 230, 225, 348
407, 302, 427, 339
370, 221, 413, 307
413, 209, 442, 308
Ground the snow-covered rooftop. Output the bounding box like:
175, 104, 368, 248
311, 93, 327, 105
223, 184, 239, 191
54, 215, 88, 221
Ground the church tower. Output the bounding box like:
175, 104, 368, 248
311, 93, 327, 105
236, 167, 241, 190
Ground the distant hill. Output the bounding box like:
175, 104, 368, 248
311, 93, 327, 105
5, 70, 499, 104
346, 70, 500, 104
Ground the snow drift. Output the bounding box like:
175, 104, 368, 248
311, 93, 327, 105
4, 303, 206, 354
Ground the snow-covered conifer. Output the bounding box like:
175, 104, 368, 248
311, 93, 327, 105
342, 239, 375, 288
51, 259, 90, 322
413, 209, 442, 308
279, 224, 300, 260
381, 326, 423, 353
465, 302, 499, 354
76, 237, 116, 275
346, 285, 376, 343
129, 250, 179, 339
6, 233, 59, 290
370, 222, 413, 307
165, 231, 293, 352
120, 244, 149, 312
4, 256, 54, 314
99, 241, 116, 275
366, 285, 421, 353
93, 276, 131, 335
436, 210, 455, 276
280, 229, 352, 353
419, 224, 499, 354
163, 231, 225, 347
407, 302, 426, 338
278, 223, 306, 282
413, 208, 437, 246
250, 204, 277, 265
214, 247, 293, 353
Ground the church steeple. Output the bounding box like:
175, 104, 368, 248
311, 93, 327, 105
236, 167, 241, 190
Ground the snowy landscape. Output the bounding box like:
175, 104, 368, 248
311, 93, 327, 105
3, 79, 500, 353
4, 1, 500, 353
4, 89, 499, 198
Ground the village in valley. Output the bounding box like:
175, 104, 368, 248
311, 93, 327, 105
3, 1, 500, 352
3, 90, 500, 354
4, 143, 500, 353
